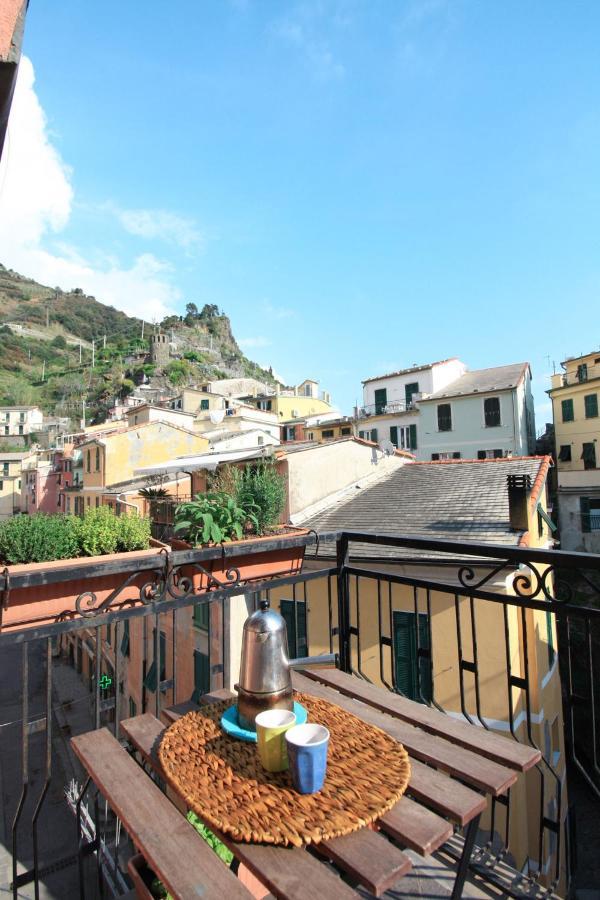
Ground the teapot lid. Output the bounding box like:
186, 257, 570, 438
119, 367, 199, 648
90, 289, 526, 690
244, 599, 287, 635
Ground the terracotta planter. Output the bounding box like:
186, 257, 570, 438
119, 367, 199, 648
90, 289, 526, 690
170, 527, 310, 593
127, 853, 158, 899
0, 545, 169, 633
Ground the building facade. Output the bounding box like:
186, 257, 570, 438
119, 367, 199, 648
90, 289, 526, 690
0, 405, 43, 438
0, 450, 33, 518
417, 362, 536, 462
357, 359, 467, 454
548, 350, 600, 552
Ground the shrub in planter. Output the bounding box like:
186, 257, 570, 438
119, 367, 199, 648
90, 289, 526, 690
76, 506, 119, 557
116, 513, 151, 551
0, 513, 81, 564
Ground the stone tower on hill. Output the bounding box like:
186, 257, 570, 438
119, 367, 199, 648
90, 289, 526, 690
150, 333, 169, 367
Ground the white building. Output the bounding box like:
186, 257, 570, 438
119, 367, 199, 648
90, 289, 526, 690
417, 363, 536, 461
0, 406, 44, 438
357, 359, 466, 454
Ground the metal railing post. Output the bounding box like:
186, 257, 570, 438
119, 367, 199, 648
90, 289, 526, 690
336, 534, 351, 673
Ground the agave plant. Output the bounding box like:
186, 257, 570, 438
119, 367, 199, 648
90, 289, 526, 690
173, 492, 259, 545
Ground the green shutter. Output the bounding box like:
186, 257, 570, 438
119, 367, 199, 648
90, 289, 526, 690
200, 398, 210, 410
370, 428, 378, 443
405, 383, 419, 406
280, 600, 308, 659
120, 620, 130, 657
358, 430, 365, 439
409, 424, 417, 450
390, 426, 398, 448
143, 660, 157, 693
194, 602, 209, 631
546, 610, 556, 668
393, 612, 432, 703
374, 389, 387, 414
128, 697, 137, 718
581, 497, 591, 532
561, 399, 574, 422
418, 616, 433, 703
584, 394, 598, 418
143, 629, 166, 692
192, 651, 210, 702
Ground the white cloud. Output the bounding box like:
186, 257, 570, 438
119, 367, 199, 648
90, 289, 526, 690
0, 57, 181, 321
238, 336, 271, 349
114, 206, 204, 252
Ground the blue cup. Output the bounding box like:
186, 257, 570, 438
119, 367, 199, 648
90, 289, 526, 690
285, 723, 330, 794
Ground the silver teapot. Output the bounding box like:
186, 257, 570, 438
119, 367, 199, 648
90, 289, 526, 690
234, 598, 335, 731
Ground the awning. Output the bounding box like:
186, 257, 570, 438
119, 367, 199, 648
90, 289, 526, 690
133, 446, 274, 477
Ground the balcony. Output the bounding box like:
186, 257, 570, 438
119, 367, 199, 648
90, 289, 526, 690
359, 400, 415, 417
0, 533, 598, 897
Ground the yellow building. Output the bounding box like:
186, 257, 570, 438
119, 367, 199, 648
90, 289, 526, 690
0, 451, 34, 518
264, 455, 565, 887
69, 421, 209, 513
303, 418, 355, 442
245, 390, 334, 421
548, 349, 600, 552
168, 388, 229, 415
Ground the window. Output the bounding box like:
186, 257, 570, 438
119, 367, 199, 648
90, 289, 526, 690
477, 449, 503, 459
0, 481, 3, 491
341, 427, 352, 436
432, 452, 460, 460
128, 697, 137, 718
143, 629, 167, 692
577, 363, 588, 383
358, 431, 365, 439
133, 415, 138, 425
307, 432, 314, 441
18, 425, 23, 435
370, 428, 378, 443
2, 462, 8, 476
581, 498, 600, 532
86, 450, 91, 472
19, 412, 25, 423
121, 620, 130, 656
257, 400, 272, 411
374, 388, 387, 415
484, 397, 501, 427
393, 611, 432, 703
3, 427, 8, 436
17, 479, 21, 490
106, 624, 112, 646
584, 394, 598, 419
558, 445, 571, 462
280, 600, 308, 658
582, 442, 597, 470
257, 436, 264, 445
95, 497, 100, 508
200, 398, 210, 410
322, 429, 334, 439
405, 382, 419, 407
408, 424, 417, 450
561, 399, 574, 422
193, 602, 209, 631
192, 650, 210, 702
437, 404, 452, 431
86, 497, 91, 507
390, 426, 398, 448
95, 447, 100, 471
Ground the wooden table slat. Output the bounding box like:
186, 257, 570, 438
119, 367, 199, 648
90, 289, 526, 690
299, 667, 541, 772
120, 713, 360, 900
292, 672, 516, 797
316, 829, 412, 896
70, 728, 250, 900
378, 796, 453, 856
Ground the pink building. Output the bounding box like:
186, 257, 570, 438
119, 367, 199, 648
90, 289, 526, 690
21, 447, 75, 514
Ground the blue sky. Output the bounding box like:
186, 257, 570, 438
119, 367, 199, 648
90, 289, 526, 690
1, 1, 600, 422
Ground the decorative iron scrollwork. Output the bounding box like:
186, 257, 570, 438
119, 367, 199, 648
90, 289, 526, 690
166, 562, 242, 600
457, 561, 510, 592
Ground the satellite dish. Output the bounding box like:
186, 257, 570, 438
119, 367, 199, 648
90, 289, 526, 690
379, 439, 396, 457
209, 409, 225, 424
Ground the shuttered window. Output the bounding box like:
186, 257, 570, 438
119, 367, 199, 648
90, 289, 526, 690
192, 651, 210, 703
437, 404, 452, 432
393, 612, 432, 704
374, 389, 387, 414
194, 603, 209, 631
280, 600, 308, 659
390, 426, 398, 448
484, 397, 501, 427
558, 445, 571, 462
370, 428, 378, 443
409, 424, 417, 450
200, 399, 210, 410
431, 453, 440, 461
405, 383, 419, 406
584, 394, 598, 418
582, 443, 597, 470
581, 497, 591, 533
143, 629, 166, 692
561, 399, 574, 422
120, 620, 130, 657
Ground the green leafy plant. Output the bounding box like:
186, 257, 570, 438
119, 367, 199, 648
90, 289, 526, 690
0, 514, 81, 564
233, 461, 286, 536
115, 513, 151, 551
187, 811, 234, 865
173, 492, 258, 545
76, 506, 119, 556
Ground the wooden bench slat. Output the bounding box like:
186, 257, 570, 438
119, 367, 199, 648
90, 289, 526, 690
300, 667, 540, 772
379, 796, 453, 856
121, 713, 360, 900
292, 672, 515, 797
71, 728, 249, 900
315, 829, 412, 896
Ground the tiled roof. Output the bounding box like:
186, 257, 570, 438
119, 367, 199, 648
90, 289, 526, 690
306, 456, 549, 560
421, 363, 529, 401
362, 358, 460, 385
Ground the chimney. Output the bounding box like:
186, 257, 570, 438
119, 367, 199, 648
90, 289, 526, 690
507, 474, 532, 531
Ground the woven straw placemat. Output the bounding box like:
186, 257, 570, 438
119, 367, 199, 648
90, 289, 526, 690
158, 691, 411, 847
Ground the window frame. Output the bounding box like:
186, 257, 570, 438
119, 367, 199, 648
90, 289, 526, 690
483, 396, 501, 428
561, 398, 574, 422
584, 393, 598, 419
437, 403, 452, 432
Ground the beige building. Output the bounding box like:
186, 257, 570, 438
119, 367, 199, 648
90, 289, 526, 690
124, 403, 196, 430
549, 350, 600, 551
0, 405, 43, 438
0, 451, 33, 518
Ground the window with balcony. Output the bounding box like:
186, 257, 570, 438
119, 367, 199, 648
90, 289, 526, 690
437, 404, 452, 431
558, 445, 572, 462
561, 399, 574, 422
405, 382, 419, 407
584, 394, 598, 419
374, 388, 387, 415
484, 397, 501, 427
582, 442, 597, 470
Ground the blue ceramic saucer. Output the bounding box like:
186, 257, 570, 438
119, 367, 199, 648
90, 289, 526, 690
220, 702, 307, 743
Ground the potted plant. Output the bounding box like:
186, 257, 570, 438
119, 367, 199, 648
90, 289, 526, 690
0, 509, 168, 633
169, 462, 310, 591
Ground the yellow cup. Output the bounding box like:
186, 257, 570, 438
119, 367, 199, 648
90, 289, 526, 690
255, 709, 297, 772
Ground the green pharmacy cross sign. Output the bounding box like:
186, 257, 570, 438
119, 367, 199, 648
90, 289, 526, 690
99, 674, 113, 691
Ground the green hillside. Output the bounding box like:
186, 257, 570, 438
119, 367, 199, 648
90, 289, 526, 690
0, 264, 276, 425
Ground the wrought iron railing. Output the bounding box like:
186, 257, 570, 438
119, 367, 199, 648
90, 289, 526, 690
359, 400, 415, 416
0, 532, 598, 897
